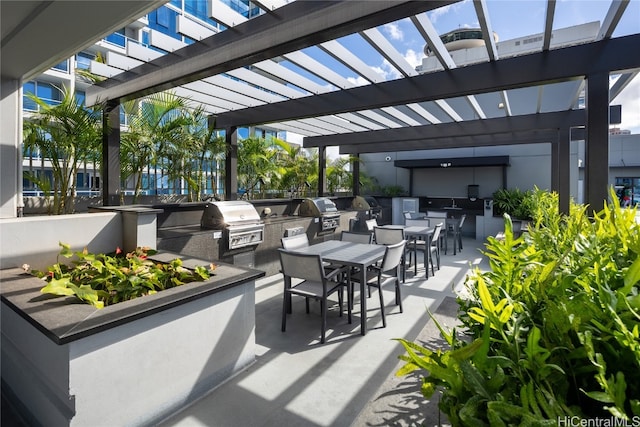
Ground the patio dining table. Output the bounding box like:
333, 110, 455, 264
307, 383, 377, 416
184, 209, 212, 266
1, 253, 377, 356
380, 225, 434, 276
287, 240, 386, 336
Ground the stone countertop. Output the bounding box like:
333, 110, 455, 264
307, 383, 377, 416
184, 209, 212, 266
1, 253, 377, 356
0, 253, 264, 345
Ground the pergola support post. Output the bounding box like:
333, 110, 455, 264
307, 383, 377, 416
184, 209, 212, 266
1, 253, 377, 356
585, 72, 610, 214
102, 100, 121, 206
318, 146, 327, 197
352, 154, 360, 196
224, 126, 238, 201
558, 127, 571, 215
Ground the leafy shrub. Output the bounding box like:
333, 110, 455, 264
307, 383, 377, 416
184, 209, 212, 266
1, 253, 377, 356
30, 243, 215, 308
493, 187, 552, 220
382, 185, 407, 197
396, 188, 640, 424
492, 187, 527, 218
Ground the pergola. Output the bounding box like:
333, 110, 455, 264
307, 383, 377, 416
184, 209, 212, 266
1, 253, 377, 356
86, 0, 640, 213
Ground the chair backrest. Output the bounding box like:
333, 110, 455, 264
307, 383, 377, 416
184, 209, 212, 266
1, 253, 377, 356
278, 249, 325, 282
426, 210, 448, 218
430, 223, 443, 246
458, 214, 467, 229
281, 234, 309, 250
341, 231, 373, 244
380, 240, 407, 273
374, 227, 404, 245
365, 218, 378, 231
405, 218, 430, 228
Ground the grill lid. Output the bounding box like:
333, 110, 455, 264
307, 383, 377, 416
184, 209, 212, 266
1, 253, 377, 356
201, 200, 262, 229
351, 195, 371, 210
364, 196, 380, 208
299, 197, 338, 217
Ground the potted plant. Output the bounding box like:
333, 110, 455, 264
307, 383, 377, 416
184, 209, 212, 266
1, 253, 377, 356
492, 188, 531, 219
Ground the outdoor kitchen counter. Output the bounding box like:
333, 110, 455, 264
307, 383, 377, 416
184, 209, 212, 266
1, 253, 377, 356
0, 254, 264, 345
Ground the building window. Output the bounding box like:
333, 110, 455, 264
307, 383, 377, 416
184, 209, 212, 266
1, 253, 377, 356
23, 81, 37, 111
75, 91, 86, 106
104, 29, 127, 48
185, 0, 207, 19
52, 59, 69, 73
76, 52, 94, 70
23, 81, 63, 111
148, 6, 181, 40
157, 6, 171, 27
120, 109, 130, 126
141, 30, 151, 47
222, 0, 260, 18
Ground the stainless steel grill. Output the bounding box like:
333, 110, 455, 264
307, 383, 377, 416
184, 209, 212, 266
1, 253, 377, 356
201, 201, 264, 250
299, 197, 340, 231
365, 196, 383, 220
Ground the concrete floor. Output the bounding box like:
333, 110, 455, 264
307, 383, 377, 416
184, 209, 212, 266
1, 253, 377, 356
1, 237, 488, 427
158, 237, 489, 427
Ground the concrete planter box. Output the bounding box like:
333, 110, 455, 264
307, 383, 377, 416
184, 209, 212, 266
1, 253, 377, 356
1, 254, 264, 426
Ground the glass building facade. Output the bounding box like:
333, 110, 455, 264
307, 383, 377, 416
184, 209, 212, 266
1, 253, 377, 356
21, 0, 283, 198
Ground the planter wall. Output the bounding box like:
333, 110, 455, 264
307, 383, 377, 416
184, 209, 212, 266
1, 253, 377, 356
1, 256, 263, 426
0, 212, 122, 270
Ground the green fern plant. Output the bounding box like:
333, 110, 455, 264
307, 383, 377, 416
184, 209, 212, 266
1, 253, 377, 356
396, 188, 640, 424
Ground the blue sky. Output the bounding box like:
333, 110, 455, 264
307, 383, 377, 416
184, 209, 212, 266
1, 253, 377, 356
289, 0, 640, 135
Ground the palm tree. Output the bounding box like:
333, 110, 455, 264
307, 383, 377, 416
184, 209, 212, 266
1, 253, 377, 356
237, 136, 279, 199
326, 156, 358, 195
172, 106, 226, 201
121, 92, 188, 203
272, 139, 318, 197
23, 85, 102, 214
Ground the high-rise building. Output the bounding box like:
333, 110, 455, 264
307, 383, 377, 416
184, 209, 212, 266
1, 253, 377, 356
22, 0, 291, 198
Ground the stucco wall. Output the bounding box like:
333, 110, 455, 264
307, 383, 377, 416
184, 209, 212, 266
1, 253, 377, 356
1, 78, 22, 219
0, 212, 122, 270
361, 143, 574, 199
68, 281, 255, 426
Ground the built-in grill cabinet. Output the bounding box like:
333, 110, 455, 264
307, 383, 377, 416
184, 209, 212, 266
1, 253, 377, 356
299, 197, 341, 232
201, 201, 264, 250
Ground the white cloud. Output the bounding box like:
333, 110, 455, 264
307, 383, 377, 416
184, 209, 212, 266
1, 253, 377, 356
371, 65, 387, 76
383, 23, 403, 41
403, 49, 423, 69
427, 0, 470, 24
379, 59, 402, 80
346, 75, 370, 87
